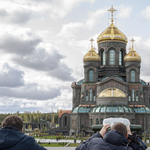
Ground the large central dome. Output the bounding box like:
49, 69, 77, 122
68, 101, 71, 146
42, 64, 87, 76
97, 23, 127, 43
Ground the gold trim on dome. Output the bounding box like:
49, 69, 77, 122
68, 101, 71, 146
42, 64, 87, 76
97, 23, 127, 43
83, 38, 100, 62
98, 88, 126, 97
83, 48, 100, 61
124, 38, 141, 62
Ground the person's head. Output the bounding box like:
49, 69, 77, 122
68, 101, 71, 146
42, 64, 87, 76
2, 115, 23, 132
111, 122, 127, 137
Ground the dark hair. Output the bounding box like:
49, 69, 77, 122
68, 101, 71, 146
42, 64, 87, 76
111, 122, 127, 137
2, 115, 23, 131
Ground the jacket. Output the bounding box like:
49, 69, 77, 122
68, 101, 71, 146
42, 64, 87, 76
0, 126, 47, 150
76, 130, 144, 150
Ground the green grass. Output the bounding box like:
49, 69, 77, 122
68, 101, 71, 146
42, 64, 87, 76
68, 143, 80, 147
39, 143, 67, 147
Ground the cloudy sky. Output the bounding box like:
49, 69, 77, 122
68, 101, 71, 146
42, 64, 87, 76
0, 0, 150, 113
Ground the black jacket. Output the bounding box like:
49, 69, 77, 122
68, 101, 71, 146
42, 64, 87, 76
76, 130, 143, 150
0, 127, 47, 150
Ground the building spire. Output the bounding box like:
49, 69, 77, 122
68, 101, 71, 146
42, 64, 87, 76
130, 38, 135, 49
108, 6, 117, 23
89, 38, 94, 49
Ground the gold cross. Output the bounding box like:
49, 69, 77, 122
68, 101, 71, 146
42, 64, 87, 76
108, 6, 117, 23
130, 38, 135, 49
89, 38, 94, 49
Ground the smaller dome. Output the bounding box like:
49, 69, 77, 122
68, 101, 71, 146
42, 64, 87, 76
124, 47, 141, 62
83, 48, 100, 61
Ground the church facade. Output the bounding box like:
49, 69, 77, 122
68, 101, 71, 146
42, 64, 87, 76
59, 6, 150, 135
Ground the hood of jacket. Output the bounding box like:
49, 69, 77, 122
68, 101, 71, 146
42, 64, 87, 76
0, 126, 25, 149
103, 130, 128, 146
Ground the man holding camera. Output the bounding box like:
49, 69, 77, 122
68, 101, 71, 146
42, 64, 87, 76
76, 122, 146, 150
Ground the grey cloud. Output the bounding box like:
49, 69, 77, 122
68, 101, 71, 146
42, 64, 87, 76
0, 63, 24, 87
48, 63, 75, 81
0, 9, 8, 17
13, 48, 75, 81
0, 33, 41, 55
11, 10, 33, 24
0, 83, 60, 100
13, 48, 65, 71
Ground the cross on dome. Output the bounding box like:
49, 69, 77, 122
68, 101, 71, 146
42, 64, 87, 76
89, 38, 94, 49
130, 38, 135, 49
108, 6, 117, 23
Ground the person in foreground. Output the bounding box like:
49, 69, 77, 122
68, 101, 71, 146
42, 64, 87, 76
0, 115, 47, 150
76, 123, 145, 150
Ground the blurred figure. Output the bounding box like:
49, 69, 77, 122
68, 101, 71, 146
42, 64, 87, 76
0, 115, 47, 150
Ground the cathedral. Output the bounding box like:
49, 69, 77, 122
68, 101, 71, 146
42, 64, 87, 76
59, 6, 150, 135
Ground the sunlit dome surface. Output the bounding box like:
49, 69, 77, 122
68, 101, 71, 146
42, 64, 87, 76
72, 106, 150, 113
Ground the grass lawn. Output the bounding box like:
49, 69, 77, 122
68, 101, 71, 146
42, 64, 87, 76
39, 143, 67, 147
68, 143, 80, 147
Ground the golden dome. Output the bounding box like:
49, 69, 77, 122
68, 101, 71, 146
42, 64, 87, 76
97, 23, 127, 43
83, 48, 100, 61
124, 47, 141, 62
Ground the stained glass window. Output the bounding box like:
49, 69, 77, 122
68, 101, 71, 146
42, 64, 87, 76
93, 91, 95, 101
131, 70, 135, 82
90, 88, 92, 101
89, 70, 94, 82
86, 91, 88, 101
102, 50, 105, 65
109, 50, 115, 65
132, 89, 135, 101
129, 91, 131, 101
119, 50, 122, 65
136, 91, 138, 101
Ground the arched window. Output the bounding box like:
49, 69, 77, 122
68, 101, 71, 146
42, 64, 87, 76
131, 70, 135, 82
64, 117, 67, 126
119, 50, 123, 65
90, 88, 92, 101
129, 91, 131, 101
109, 50, 115, 65
93, 91, 96, 101
86, 91, 88, 101
102, 50, 105, 65
136, 91, 138, 101
89, 70, 94, 82
96, 118, 99, 125
132, 89, 135, 101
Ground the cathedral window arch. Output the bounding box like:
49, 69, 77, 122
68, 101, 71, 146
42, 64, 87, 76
93, 90, 96, 101
132, 89, 135, 101
119, 50, 123, 65
86, 91, 88, 101
101, 50, 105, 65
109, 49, 115, 65
90, 88, 92, 101
136, 91, 138, 101
89, 70, 94, 82
131, 70, 135, 82
129, 91, 131, 101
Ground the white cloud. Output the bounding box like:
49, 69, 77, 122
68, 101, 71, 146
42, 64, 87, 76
86, 7, 107, 28
117, 5, 132, 18
141, 6, 150, 20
